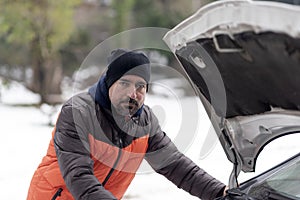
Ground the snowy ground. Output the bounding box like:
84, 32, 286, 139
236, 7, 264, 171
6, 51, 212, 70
1, 81, 300, 200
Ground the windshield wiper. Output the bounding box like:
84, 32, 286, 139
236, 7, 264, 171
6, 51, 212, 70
260, 187, 297, 200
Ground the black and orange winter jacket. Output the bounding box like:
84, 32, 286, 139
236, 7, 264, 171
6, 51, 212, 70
27, 76, 225, 200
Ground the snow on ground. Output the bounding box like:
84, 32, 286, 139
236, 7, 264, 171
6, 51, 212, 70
1, 80, 300, 200
0, 104, 53, 200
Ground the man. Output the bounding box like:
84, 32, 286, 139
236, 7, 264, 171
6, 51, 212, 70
27, 49, 226, 200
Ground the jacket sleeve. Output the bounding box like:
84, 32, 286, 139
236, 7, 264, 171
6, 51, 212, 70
54, 104, 117, 200
145, 112, 226, 200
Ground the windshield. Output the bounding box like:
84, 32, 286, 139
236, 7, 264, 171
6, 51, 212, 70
247, 157, 300, 199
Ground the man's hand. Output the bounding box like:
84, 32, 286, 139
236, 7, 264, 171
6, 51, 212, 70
223, 186, 229, 196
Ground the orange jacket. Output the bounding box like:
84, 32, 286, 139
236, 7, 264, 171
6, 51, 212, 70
27, 127, 149, 200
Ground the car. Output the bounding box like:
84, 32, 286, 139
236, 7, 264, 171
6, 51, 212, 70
163, 0, 300, 199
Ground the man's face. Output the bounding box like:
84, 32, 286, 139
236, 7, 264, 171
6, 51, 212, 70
109, 74, 147, 116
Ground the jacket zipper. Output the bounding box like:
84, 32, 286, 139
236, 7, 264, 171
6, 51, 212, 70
102, 138, 123, 186
51, 188, 63, 200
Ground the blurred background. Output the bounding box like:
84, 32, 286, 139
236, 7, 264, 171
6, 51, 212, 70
0, 0, 216, 107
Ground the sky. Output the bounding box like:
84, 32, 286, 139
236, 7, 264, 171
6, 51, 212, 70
1, 79, 300, 200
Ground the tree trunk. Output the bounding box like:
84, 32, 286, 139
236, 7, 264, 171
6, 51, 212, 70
42, 56, 63, 104
30, 37, 43, 95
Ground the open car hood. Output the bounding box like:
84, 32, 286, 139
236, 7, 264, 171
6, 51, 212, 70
163, 0, 300, 187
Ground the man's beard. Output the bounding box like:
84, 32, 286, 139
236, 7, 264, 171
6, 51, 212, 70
114, 97, 140, 116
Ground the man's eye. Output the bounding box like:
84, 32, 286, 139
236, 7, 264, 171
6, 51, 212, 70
136, 84, 146, 90
119, 81, 129, 87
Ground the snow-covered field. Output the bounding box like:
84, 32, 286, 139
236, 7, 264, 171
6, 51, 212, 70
1, 81, 300, 200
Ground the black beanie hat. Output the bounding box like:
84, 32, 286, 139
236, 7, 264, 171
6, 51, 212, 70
105, 49, 151, 89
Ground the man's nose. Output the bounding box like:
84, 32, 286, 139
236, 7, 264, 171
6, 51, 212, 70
127, 85, 137, 99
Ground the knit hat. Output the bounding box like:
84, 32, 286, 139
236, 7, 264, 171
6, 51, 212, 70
105, 49, 151, 89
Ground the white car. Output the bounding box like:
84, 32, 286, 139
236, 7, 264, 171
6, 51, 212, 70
164, 0, 300, 199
